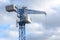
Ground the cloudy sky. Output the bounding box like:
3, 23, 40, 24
0, 0, 60, 40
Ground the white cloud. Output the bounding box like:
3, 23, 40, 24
47, 34, 60, 40
56, 27, 60, 33
0, 38, 7, 40
0, 0, 9, 3
26, 22, 45, 36
46, 27, 60, 40
26, 22, 43, 31
8, 31, 18, 38
0, 24, 18, 40
9, 24, 18, 31
0, 13, 16, 24
30, 31, 43, 35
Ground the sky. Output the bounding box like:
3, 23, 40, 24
0, 0, 60, 40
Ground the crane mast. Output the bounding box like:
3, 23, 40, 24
17, 7, 27, 40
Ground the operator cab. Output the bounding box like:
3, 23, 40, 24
20, 16, 31, 24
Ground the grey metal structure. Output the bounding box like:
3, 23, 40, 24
5, 4, 46, 40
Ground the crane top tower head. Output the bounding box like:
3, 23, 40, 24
5, 4, 46, 24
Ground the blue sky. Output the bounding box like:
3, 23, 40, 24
0, 0, 60, 40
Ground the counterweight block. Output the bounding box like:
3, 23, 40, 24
6, 4, 17, 12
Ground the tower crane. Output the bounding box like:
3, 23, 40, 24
5, 4, 46, 40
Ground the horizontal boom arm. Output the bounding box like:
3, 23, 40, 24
27, 9, 46, 15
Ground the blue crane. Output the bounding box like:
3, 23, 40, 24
5, 4, 46, 40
